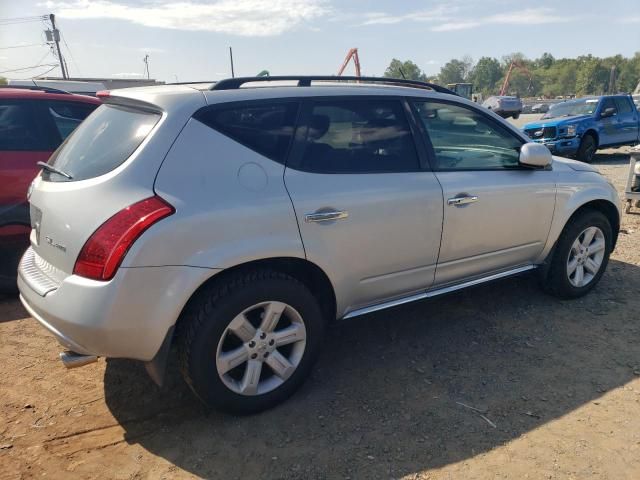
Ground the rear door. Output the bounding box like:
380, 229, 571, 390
613, 96, 639, 144
410, 99, 555, 285
284, 97, 444, 315
0, 99, 53, 228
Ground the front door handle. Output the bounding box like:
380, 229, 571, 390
447, 195, 478, 206
305, 210, 349, 223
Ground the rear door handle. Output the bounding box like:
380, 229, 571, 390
447, 195, 478, 206
305, 210, 349, 223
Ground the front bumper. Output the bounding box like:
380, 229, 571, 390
18, 247, 217, 361
532, 137, 580, 156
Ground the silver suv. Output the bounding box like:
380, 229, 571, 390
18, 76, 620, 413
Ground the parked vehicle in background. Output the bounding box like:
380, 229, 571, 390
632, 94, 640, 110
18, 76, 620, 414
482, 95, 523, 119
532, 103, 550, 113
446, 83, 473, 100
522, 95, 640, 162
0, 86, 100, 291
522, 104, 533, 114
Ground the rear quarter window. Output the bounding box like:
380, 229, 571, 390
44, 104, 160, 182
193, 102, 299, 164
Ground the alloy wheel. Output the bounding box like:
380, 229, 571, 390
566, 226, 606, 288
215, 301, 307, 396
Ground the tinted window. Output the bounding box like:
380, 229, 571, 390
0, 101, 48, 151
48, 101, 97, 140
413, 101, 523, 170
614, 97, 633, 114
299, 99, 418, 173
600, 98, 617, 114
44, 104, 160, 182
194, 102, 298, 164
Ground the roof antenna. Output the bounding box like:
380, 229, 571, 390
398, 67, 407, 79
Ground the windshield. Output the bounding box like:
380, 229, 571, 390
44, 104, 160, 182
542, 99, 599, 119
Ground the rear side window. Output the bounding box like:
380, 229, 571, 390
0, 100, 48, 151
194, 102, 299, 164
614, 97, 633, 114
298, 99, 419, 173
44, 104, 160, 182
48, 101, 98, 140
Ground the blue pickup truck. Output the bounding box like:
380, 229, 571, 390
522, 95, 639, 162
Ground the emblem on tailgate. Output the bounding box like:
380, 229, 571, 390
45, 236, 67, 252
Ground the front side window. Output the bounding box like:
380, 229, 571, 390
194, 102, 299, 164
48, 101, 97, 140
298, 99, 419, 173
600, 98, 617, 116
412, 100, 523, 170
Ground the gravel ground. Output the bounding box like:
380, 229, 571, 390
1, 121, 640, 479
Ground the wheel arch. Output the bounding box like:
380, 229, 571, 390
569, 199, 620, 248
582, 129, 599, 147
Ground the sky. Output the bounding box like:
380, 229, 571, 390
1, 0, 639, 83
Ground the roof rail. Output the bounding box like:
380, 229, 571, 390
211, 76, 458, 95
0, 85, 71, 95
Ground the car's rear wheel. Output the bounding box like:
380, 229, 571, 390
576, 133, 597, 163
512, 112, 520, 120
544, 210, 612, 299
177, 270, 325, 414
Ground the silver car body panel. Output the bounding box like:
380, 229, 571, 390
18, 83, 620, 363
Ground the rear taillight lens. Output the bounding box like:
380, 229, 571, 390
74, 196, 174, 281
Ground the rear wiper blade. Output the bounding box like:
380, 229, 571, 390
37, 161, 73, 180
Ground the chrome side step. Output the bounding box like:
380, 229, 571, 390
60, 351, 98, 369
342, 265, 536, 319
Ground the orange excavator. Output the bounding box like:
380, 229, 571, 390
499, 60, 533, 96
337, 48, 361, 76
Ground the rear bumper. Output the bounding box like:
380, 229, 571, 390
18, 247, 218, 361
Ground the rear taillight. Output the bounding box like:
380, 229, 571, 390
73, 196, 174, 281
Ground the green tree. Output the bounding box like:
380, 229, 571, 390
575, 56, 609, 95
469, 57, 502, 95
437, 58, 470, 85
0, 77, 6, 86
383, 59, 427, 81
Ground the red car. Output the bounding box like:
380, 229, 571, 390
0, 87, 100, 291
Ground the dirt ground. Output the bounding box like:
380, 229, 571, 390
1, 135, 640, 479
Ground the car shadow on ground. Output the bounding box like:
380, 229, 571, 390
104, 259, 640, 479
0, 293, 27, 323
591, 151, 633, 166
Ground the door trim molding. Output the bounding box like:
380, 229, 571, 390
342, 264, 536, 319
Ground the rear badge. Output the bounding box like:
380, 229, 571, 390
45, 236, 67, 253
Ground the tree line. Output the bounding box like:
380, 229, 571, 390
384, 52, 640, 98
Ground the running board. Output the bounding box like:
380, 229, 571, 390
342, 265, 537, 320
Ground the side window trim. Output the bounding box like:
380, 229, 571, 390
408, 97, 528, 172
286, 95, 423, 174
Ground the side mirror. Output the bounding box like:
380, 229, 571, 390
600, 107, 616, 118
520, 142, 552, 168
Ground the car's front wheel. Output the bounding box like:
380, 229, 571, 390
544, 210, 612, 299
576, 134, 597, 163
177, 270, 325, 414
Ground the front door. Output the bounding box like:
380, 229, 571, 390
285, 97, 444, 316
410, 99, 556, 286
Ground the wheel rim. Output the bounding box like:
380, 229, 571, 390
215, 301, 307, 396
584, 138, 596, 161
566, 226, 606, 288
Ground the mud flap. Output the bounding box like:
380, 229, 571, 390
144, 326, 174, 387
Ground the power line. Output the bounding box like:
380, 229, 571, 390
0, 15, 48, 26
0, 63, 58, 74
0, 43, 47, 50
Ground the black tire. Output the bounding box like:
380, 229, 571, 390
512, 112, 520, 120
544, 210, 612, 299
576, 133, 597, 163
177, 270, 325, 414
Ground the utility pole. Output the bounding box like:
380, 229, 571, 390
143, 54, 150, 80
48, 14, 68, 79
229, 47, 235, 78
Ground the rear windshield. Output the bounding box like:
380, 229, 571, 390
43, 104, 160, 182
